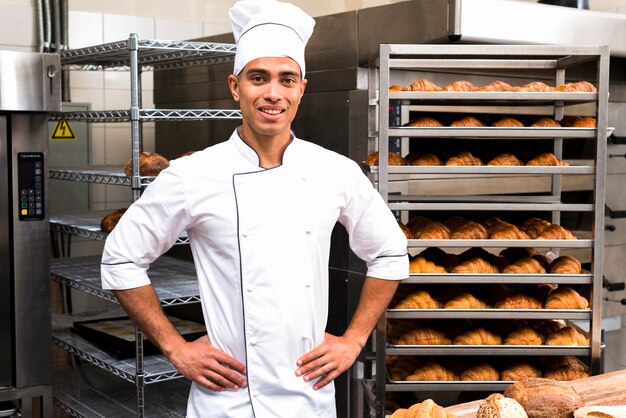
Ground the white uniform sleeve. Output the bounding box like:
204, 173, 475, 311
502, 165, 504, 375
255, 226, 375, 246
101, 165, 191, 290
337, 160, 408, 281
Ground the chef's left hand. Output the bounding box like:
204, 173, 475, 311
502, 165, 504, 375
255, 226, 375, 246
295, 332, 362, 390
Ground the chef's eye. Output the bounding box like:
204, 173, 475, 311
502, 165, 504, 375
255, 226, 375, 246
250, 75, 265, 83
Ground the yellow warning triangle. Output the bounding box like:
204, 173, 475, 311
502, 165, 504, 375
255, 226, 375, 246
50, 120, 77, 140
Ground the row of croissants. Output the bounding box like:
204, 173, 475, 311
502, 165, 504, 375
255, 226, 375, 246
400, 216, 576, 241
386, 355, 589, 384
365, 150, 569, 167
402, 115, 596, 128
388, 318, 589, 347
389, 79, 597, 93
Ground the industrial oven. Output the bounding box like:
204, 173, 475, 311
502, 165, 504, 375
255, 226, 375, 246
0, 50, 60, 417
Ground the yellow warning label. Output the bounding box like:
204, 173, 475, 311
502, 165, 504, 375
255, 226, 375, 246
50, 120, 77, 140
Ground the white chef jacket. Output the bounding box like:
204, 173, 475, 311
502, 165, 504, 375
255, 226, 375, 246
101, 129, 408, 418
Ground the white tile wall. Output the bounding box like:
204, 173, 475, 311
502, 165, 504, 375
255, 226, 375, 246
155, 18, 203, 40
0, 4, 35, 50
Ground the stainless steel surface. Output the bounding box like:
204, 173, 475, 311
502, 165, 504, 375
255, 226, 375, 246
0, 116, 10, 387
386, 309, 591, 320
402, 273, 592, 285
53, 366, 189, 418
50, 255, 200, 306
406, 238, 591, 248
52, 329, 181, 384
386, 345, 592, 356
0, 51, 60, 112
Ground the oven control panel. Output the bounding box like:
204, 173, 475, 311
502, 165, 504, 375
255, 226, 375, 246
17, 152, 45, 221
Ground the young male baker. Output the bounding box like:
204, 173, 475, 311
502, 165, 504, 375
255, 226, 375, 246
101, 0, 408, 416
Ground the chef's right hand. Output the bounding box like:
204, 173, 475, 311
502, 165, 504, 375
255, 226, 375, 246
169, 335, 247, 391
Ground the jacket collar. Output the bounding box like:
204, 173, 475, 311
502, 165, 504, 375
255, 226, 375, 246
232, 127, 297, 168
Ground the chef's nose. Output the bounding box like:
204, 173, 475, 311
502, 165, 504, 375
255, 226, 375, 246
264, 80, 282, 101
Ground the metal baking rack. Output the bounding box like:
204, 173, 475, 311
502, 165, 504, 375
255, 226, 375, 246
48, 109, 242, 123
370, 43, 609, 417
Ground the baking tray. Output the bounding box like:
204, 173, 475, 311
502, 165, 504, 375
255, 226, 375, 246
73, 316, 205, 359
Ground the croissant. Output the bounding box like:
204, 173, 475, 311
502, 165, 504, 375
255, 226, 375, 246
495, 294, 543, 309
526, 152, 568, 166
406, 362, 458, 381
500, 363, 542, 381
452, 257, 500, 274
532, 254, 551, 271
450, 116, 485, 127
533, 319, 566, 337
443, 80, 476, 92
545, 326, 590, 346
394, 290, 441, 309
444, 292, 489, 309
389, 357, 421, 381
502, 257, 546, 274
461, 363, 500, 381
561, 116, 597, 128
477, 80, 515, 92
488, 223, 531, 240
530, 118, 561, 128
410, 219, 451, 240
543, 368, 589, 381
513, 81, 556, 92
453, 328, 502, 345
393, 327, 452, 345
519, 217, 552, 238
405, 152, 442, 166
556, 80, 597, 92
446, 218, 489, 239
499, 247, 536, 263
504, 327, 545, 345
487, 153, 523, 166
445, 151, 483, 166
364, 151, 407, 167
397, 221, 412, 239
544, 287, 589, 309
544, 355, 589, 374
410, 256, 447, 274
389, 85, 405, 92
535, 224, 576, 240
549, 255, 582, 274
403, 399, 457, 418
408, 79, 443, 92
406, 116, 444, 127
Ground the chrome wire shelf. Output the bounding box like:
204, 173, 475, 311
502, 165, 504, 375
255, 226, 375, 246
53, 365, 189, 418
49, 109, 242, 122
51, 255, 200, 306
52, 329, 181, 384
50, 211, 190, 245
48, 166, 153, 187
60, 38, 236, 71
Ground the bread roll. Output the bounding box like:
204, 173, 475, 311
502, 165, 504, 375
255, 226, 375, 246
124, 151, 169, 176
100, 208, 127, 233
477, 393, 529, 418
504, 378, 585, 418
404, 399, 458, 417
574, 405, 626, 418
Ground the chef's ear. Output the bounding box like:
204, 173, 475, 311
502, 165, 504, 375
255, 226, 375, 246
228, 74, 240, 102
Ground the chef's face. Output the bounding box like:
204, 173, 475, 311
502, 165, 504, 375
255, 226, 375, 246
228, 56, 307, 141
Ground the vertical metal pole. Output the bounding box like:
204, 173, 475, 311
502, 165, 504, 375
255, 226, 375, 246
552, 67, 565, 232
375, 314, 387, 418
591, 46, 609, 374
379, 44, 390, 203
129, 33, 145, 418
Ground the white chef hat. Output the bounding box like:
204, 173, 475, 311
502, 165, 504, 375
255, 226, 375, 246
229, 0, 315, 77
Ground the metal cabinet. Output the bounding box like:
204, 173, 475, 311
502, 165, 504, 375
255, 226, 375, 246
47, 34, 240, 418
369, 44, 609, 417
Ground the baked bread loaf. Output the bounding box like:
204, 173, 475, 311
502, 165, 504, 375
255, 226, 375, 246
477, 393, 529, 418
501, 363, 542, 381
556, 81, 597, 93
545, 287, 589, 309
549, 256, 582, 274
495, 294, 543, 309
405, 152, 442, 166
526, 152, 568, 166
544, 326, 590, 346
394, 290, 441, 309
391, 399, 458, 418
100, 208, 127, 233
520, 218, 552, 239
406, 362, 458, 381
530, 118, 561, 128
453, 328, 502, 345
410, 256, 447, 274
478, 80, 515, 92
502, 258, 546, 274
488, 153, 523, 166
561, 116, 597, 128
445, 151, 483, 166
443, 80, 476, 92
444, 292, 489, 309
574, 405, 626, 418
393, 327, 451, 345
406, 116, 445, 127
364, 151, 407, 166
452, 257, 500, 274
514, 81, 556, 92
124, 151, 169, 176
407, 79, 443, 92
461, 363, 500, 381
450, 116, 485, 127
504, 326, 545, 345
504, 377, 585, 418
535, 224, 576, 240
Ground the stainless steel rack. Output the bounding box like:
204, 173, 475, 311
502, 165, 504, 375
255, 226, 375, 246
370, 44, 609, 418
49, 33, 238, 418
